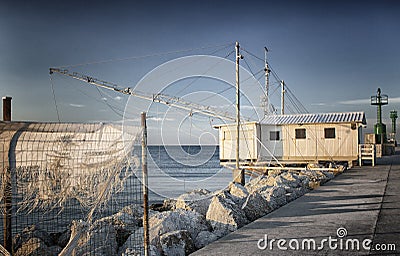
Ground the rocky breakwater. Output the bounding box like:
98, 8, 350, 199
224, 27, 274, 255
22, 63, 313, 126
13, 168, 343, 256
120, 168, 342, 255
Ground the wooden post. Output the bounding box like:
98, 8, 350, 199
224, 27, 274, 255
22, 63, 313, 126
2, 167, 11, 254
2, 96, 12, 253
233, 42, 245, 185
2, 97, 11, 122
141, 112, 150, 256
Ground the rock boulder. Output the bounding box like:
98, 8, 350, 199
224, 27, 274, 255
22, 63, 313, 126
13, 225, 53, 252
174, 189, 212, 216
118, 227, 144, 256
14, 237, 61, 256
277, 172, 302, 188
206, 192, 249, 236
96, 204, 143, 247
64, 219, 118, 256
228, 182, 248, 203
241, 191, 271, 221
160, 230, 195, 256
149, 209, 210, 250
245, 175, 275, 194
193, 230, 219, 249
261, 186, 287, 210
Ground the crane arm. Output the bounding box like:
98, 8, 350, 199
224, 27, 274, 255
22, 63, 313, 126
49, 68, 238, 122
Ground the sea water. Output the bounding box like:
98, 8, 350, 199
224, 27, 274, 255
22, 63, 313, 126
144, 145, 232, 202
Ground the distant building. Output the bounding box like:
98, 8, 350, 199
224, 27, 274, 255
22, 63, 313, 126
214, 112, 366, 166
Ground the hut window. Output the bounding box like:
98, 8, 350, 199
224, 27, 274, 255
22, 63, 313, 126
295, 128, 306, 139
324, 128, 336, 139
270, 131, 280, 141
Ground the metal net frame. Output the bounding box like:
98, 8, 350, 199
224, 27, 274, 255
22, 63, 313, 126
0, 121, 144, 256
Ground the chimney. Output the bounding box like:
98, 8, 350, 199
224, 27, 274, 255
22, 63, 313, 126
2, 96, 12, 121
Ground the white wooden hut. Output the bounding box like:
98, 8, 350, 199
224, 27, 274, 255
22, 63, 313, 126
214, 112, 366, 166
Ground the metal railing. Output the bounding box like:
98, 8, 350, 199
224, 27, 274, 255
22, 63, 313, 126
359, 144, 376, 167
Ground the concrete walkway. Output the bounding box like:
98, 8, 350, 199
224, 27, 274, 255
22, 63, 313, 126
192, 150, 400, 255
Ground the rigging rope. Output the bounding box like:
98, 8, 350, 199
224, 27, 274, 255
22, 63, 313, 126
136, 49, 237, 117
241, 48, 264, 62
49, 75, 61, 122
57, 43, 234, 68
95, 86, 125, 117
285, 86, 308, 113
254, 136, 284, 167
55, 74, 140, 118
176, 49, 235, 95
242, 57, 255, 77
195, 68, 264, 110
240, 47, 309, 115
285, 93, 302, 113
172, 48, 235, 97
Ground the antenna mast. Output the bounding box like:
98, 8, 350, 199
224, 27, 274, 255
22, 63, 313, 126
264, 47, 270, 116
281, 80, 285, 115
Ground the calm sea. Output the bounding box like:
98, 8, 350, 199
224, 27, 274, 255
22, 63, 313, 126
145, 145, 232, 202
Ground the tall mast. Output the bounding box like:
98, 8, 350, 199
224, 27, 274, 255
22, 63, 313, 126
234, 42, 244, 185
264, 47, 270, 116
281, 80, 285, 115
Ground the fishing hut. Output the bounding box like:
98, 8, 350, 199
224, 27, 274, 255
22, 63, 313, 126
215, 111, 366, 168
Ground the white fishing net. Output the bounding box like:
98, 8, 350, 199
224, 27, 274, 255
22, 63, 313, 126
0, 122, 141, 213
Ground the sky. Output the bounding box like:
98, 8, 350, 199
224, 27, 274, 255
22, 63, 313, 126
1, 0, 399, 144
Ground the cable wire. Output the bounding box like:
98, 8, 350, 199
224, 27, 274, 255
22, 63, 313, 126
57, 42, 234, 68
50, 75, 61, 122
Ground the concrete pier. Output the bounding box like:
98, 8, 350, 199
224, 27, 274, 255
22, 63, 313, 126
192, 150, 400, 255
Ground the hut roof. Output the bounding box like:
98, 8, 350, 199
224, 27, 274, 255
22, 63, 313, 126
262, 112, 366, 125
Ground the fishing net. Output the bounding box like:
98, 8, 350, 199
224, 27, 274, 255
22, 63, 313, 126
0, 121, 143, 255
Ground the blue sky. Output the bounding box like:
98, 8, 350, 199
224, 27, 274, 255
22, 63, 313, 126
1, 0, 399, 144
